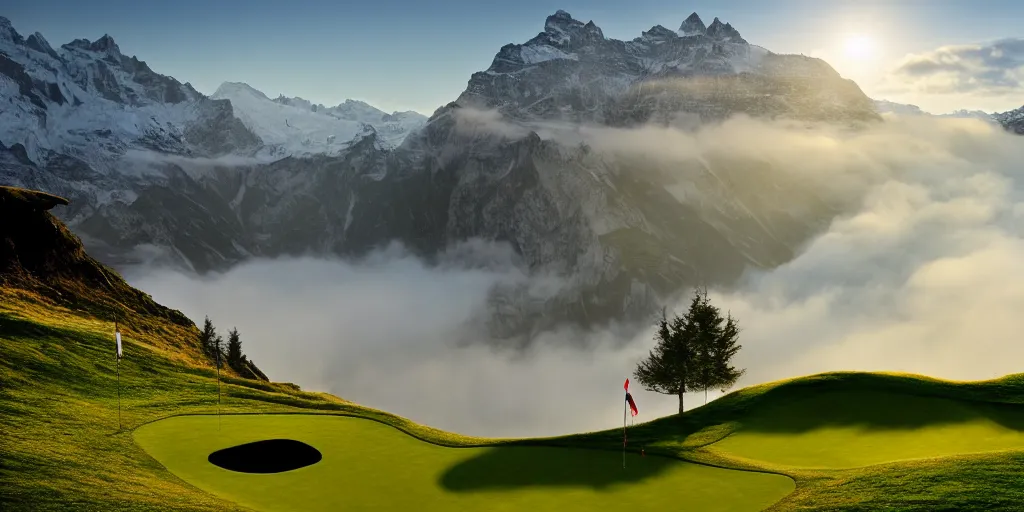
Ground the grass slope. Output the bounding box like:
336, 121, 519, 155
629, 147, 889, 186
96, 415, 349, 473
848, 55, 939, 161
135, 415, 791, 512
710, 391, 1024, 468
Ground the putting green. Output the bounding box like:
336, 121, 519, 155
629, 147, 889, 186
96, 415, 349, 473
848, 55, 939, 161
710, 392, 1024, 469
135, 414, 793, 512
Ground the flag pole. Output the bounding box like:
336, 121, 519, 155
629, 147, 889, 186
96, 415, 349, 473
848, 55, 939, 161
115, 319, 121, 431
216, 337, 222, 430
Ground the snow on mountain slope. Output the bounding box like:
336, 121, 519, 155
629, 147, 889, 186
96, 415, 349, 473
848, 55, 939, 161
217, 83, 426, 154
993, 105, 1024, 134
0, 16, 259, 171
323, 99, 389, 123
211, 82, 369, 157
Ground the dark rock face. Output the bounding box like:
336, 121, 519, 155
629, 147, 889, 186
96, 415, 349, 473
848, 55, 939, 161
183, 99, 264, 156
0, 186, 194, 327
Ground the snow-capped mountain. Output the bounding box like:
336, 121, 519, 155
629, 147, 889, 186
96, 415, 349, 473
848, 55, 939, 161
0, 15, 263, 230
274, 96, 425, 126
211, 83, 427, 156
459, 10, 878, 125
0, 18, 260, 169
210, 82, 375, 157
993, 105, 1024, 134
0, 11, 891, 338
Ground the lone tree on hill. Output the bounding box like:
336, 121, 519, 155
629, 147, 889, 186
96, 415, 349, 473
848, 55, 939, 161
633, 288, 745, 413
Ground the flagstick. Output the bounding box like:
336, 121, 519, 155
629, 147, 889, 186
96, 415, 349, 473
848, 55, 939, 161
115, 319, 121, 431
116, 354, 121, 430
216, 341, 222, 430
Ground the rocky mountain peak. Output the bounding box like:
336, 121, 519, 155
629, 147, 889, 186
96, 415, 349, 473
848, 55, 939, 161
993, 104, 1024, 134
25, 32, 60, 59
89, 34, 122, 56
642, 25, 679, 41
538, 10, 604, 46
679, 12, 707, 36
546, 10, 575, 29
706, 17, 745, 43
0, 16, 23, 44
62, 33, 125, 59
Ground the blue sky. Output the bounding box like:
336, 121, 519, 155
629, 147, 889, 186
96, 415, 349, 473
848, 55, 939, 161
5, 0, 1023, 114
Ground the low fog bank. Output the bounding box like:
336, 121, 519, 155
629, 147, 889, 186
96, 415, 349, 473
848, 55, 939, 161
127, 113, 1024, 438
125, 242, 669, 438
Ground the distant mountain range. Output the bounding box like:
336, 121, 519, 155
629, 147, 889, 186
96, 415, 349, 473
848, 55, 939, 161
873, 99, 1023, 129
210, 82, 426, 157
1, 11, 1020, 339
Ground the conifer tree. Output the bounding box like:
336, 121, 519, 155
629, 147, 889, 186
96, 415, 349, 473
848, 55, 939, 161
634, 301, 696, 413
688, 288, 725, 404
199, 316, 217, 358
226, 327, 243, 370
710, 312, 745, 393
634, 288, 746, 413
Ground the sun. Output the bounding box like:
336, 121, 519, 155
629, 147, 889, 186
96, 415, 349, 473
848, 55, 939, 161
844, 35, 878, 61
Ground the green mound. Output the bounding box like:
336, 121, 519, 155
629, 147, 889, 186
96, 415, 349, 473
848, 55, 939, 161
709, 391, 1024, 468
135, 414, 794, 512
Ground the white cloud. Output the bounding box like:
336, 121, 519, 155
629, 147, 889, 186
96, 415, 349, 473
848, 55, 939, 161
877, 38, 1024, 113
891, 38, 1024, 96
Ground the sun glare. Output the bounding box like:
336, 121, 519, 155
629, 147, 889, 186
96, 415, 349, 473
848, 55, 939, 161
844, 35, 878, 61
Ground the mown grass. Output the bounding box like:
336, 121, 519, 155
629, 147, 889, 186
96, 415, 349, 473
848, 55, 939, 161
5, 282, 1024, 511
135, 415, 792, 512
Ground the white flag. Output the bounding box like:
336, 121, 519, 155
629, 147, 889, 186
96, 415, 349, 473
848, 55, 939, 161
115, 331, 122, 359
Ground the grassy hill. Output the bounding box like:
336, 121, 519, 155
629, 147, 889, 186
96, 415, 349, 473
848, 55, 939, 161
3, 185, 1024, 511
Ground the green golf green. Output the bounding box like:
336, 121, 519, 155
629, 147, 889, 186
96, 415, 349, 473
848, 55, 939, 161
134, 414, 793, 512
710, 391, 1024, 469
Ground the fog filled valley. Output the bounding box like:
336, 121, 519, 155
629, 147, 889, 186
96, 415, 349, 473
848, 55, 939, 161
125, 114, 1024, 437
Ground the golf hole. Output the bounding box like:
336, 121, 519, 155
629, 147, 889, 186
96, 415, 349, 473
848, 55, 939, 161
208, 439, 322, 473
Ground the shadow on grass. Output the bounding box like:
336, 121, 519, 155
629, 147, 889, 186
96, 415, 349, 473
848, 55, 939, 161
439, 446, 673, 492
730, 389, 1024, 434
0, 311, 71, 340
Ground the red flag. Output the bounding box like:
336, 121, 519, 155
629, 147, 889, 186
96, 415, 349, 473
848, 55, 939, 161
624, 378, 629, 391
625, 392, 638, 417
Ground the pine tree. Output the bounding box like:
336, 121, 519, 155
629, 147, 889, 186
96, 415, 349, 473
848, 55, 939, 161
199, 316, 217, 358
634, 288, 746, 413
634, 300, 697, 414
226, 327, 243, 370
710, 312, 745, 393
687, 288, 726, 405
